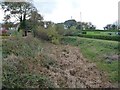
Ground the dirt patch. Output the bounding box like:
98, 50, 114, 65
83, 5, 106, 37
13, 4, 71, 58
41, 43, 114, 88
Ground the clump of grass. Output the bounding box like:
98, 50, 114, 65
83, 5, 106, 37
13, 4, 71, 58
2, 73, 54, 88
40, 54, 58, 68
2, 35, 42, 58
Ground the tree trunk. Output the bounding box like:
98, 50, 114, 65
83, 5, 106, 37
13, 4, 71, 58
23, 10, 27, 36
19, 10, 27, 36
24, 30, 27, 36
18, 16, 22, 32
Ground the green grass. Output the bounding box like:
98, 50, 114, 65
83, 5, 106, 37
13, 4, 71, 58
61, 36, 119, 83
2, 35, 55, 88
82, 29, 119, 32
86, 31, 117, 36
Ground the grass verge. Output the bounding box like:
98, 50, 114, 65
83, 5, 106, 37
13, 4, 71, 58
61, 36, 119, 83
2, 35, 55, 88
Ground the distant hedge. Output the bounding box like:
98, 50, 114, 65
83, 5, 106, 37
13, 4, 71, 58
78, 34, 120, 41
82, 30, 119, 32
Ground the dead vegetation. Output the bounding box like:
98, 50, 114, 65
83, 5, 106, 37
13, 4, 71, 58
2, 36, 117, 88
41, 43, 114, 88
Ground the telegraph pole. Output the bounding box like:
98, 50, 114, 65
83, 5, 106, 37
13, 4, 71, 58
80, 12, 82, 22
118, 1, 120, 30
80, 12, 82, 30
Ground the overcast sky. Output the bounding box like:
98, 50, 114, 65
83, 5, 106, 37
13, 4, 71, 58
0, 0, 120, 29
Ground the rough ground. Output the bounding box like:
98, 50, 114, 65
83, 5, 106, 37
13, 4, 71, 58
2, 35, 117, 88
39, 43, 114, 88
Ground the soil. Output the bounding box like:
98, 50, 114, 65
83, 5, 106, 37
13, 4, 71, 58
40, 43, 115, 88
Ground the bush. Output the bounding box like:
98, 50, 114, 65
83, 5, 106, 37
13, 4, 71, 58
35, 26, 61, 44
47, 25, 61, 44
55, 24, 65, 35
35, 26, 50, 41
82, 31, 87, 34
64, 29, 79, 36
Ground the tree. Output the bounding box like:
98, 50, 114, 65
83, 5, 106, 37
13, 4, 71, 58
111, 24, 117, 30
76, 22, 83, 30
104, 24, 117, 30
64, 19, 77, 29
0, 0, 37, 36
29, 9, 44, 37
44, 21, 54, 29
76, 22, 96, 30
89, 25, 96, 30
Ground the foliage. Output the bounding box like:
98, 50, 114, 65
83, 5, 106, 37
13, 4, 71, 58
35, 26, 61, 44
47, 25, 61, 44
64, 29, 76, 36
82, 31, 87, 34
76, 22, 96, 30
29, 10, 44, 37
0, 1, 40, 36
34, 26, 50, 41
104, 24, 117, 30
55, 23, 65, 35
1, 22, 14, 30
64, 19, 77, 29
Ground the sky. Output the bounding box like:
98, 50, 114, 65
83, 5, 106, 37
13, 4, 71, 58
0, 0, 120, 29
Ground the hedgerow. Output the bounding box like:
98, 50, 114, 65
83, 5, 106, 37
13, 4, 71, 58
78, 34, 120, 41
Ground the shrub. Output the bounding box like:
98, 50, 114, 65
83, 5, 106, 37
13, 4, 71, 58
1, 29, 9, 36
82, 31, 87, 34
47, 25, 61, 44
55, 24, 65, 35
35, 26, 61, 44
64, 29, 79, 36
35, 26, 50, 41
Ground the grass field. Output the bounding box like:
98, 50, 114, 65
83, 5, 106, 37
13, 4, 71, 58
62, 36, 119, 83
85, 31, 118, 36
